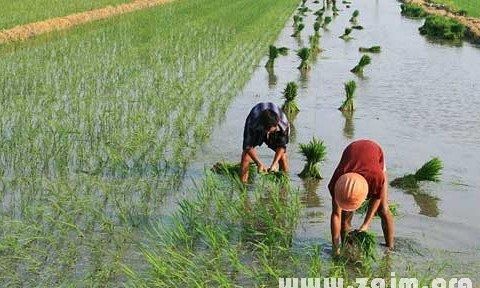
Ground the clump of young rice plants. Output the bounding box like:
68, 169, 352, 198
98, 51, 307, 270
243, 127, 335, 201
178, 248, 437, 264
391, 157, 443, 190
343, 230, 377, 262
342, 0, 351, 4
211, 161, 255, 178
298, 6, 310, 15
419, 15, 466, 41
310, 33, 322, 54
350, 9, 360, 23
282, 82, 300, 118
339, 27, 353, 40
298, 137, 327, 179
314, 21, 322, 35
401, 3, 427, 18
338, 80, 357, 112
322, 16, 332, 28
292, 23, 305, 37
265, 45, 289, 68
314, 9, 324, 17
356, 201, 399, 217
352, 25, 364, 30
293, 15, 303, 27
297, 47, 312, 71
359, 45, 381, 53
351, 54, 372, 75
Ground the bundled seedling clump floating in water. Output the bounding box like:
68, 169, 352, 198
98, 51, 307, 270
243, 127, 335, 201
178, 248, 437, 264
292, 23, 305, 37
339, 27, 353, 40
391, 157, 443, 190
338, 80, 356, 112
351, 54, 371, 75
297, 47, 312, 71
401, 3, 427, 18
419, 15, 466, 41
282, 82, 300, 117
349, 9, 360, 23
298, 137, 327, 179
359, 46, 381, 53
265, 45, 289, 68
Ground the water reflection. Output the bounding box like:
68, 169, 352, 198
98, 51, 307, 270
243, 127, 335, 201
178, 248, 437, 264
406, 189, 440, 217
301, 178, 323, 208
266, 66, 277, 88
341, 110, 355, 139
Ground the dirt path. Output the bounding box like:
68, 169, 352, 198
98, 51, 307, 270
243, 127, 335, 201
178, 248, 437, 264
0, 0, 173, 44
405, 0, 480, 43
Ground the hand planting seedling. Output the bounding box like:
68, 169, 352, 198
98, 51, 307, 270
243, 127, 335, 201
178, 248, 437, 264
292, 23, 305, 37
322, 16, 332, 28
351, 54, 371, 75
265, 45, 289, 68
390, 157, 443, 190
350, 9, 360, 23
339, 27, 353, 40
359, 46, 381, 53
282, 82, 300, 118
400, 3, 427, 18
338, 80, 357, 112
344, 230, 377, 262
298, 137, 327, 179
419, 15, 466, 41
297, 47, 312, 71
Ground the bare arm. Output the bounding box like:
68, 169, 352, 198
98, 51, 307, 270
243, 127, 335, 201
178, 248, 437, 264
359, 198, 381, 232
331, 199, 342, 255
245, 147, 267, 172
269, 147, 286, 171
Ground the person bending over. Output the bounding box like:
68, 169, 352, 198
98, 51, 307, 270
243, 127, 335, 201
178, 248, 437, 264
241, 102, 290, 183
328, 139, 395, 254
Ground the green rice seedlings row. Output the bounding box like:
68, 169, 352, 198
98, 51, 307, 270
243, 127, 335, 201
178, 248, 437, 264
297, 47, 312, 71
339, 27, 353, 40
349, 9, 360, 23
359, 45, 381, 53
338, 80, 357, 112
282, 81, 300, 118
350, 54, 371, 75
400, 2, 428, 18
419, 15, 466, 41
265, 45, 289, 68
292, 22, 305, 37
310, 33, 322, 54
390, 157, 443, 190
298, 137, 327, 179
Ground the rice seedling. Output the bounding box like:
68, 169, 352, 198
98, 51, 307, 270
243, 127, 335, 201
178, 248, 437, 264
293, 15, 303, 27
314, 9, 324, 17
297, 47, 312, 71
282, 81, 300, 117
400, 3, 428, 18
359, 45, 381, 53
298, 137, 327, 179
292, 23, 305, 37
351, 25, 364, 30
338, 80, 357, 112
350, 55, 371, 75
344, 230, 377, 262
349, 9, 360, 23
298, 6, 310, 15
302, 0, 307, 6
322, 16, 332, 28
265, 45, 289, 68
339, 27, 353, 40
314, 21, 321, 34
419, 15, 466, 41
310, 33, 322, 54
356, 201, 400, 217
390, 158, 443, 190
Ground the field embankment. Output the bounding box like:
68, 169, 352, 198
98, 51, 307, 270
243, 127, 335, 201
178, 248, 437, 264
403, 0, 480, 43
0, 0, 298, 285
0, 0, 173, 44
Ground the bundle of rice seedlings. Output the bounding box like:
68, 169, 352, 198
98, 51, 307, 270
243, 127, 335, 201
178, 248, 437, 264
292, 23, 305, 37
310, 34, 322, 54
211, 161, 255, 178
359, 46, 381, 53
322, 16, 332, 28
293, 15, 303, 27
339, 27, 353, 40
400, 3, 427, 18
419, 15, 465, 41
298, 6, 310, 15
297, 47, 311, 71
282, 82, 300, 117
314, 9, 324, 17
298, 137, 327, 179
338, 80, 356, 112
356, 201, 399, 217
265, 45, 289, 68
349, 9, 360, 23
390, 158, 443, 190
350, 55, 371, 74
344, 230, 377, 261
351, 25, 364, 30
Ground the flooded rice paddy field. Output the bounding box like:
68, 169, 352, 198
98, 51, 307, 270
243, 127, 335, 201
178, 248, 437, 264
183, 0, 480, 279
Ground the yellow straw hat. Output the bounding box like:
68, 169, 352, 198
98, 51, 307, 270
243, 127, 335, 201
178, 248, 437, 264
334, 172, 368, 211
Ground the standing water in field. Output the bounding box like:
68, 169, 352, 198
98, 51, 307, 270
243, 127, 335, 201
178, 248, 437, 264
184, 0, 480, 280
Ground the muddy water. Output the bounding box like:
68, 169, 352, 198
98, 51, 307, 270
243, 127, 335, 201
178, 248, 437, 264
182, 0, 480, 278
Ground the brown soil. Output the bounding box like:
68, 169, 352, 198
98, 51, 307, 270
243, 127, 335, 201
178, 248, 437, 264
0, 0, 173, 44
404, 0, 480, 43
